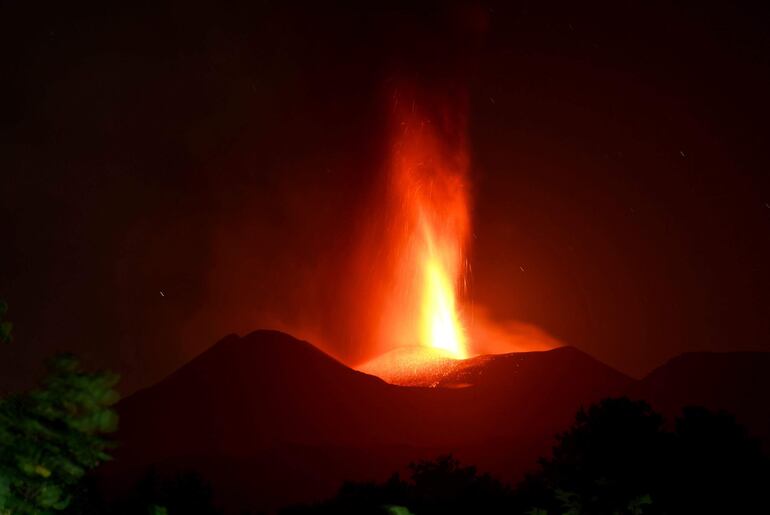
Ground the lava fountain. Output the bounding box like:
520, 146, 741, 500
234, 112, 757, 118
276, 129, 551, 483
358, 92, 472, 380
396, 118, 470, 359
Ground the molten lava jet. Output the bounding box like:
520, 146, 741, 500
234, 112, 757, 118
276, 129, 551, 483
410, 162, 469, 360
359, 95, 472, 383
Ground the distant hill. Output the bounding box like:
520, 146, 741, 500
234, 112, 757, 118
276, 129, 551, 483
101, 331, 770, 513
103, 330, 632, 512
627, 351, 770, 444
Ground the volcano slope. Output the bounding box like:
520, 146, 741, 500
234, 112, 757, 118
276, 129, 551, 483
104, 332, 770, 512
103, 330, 634, 512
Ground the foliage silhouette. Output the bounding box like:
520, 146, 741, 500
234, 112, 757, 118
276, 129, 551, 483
521, 397, 770, 515
665, 405, 769, 514
284, 397, 769, 515
109, 468, 221, 515
0, 354, 119, 514
521, 397, 669, 514
282, 454, 514, 515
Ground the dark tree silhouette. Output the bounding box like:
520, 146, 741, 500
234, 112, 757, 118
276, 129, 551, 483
525, 397, 669, 514
282, 454, 513, 515
407, 455, 512, 515
666, 406, 770, 514
287, 398, 769, 515
110, 468, 222, 515
523, 397, 770, 515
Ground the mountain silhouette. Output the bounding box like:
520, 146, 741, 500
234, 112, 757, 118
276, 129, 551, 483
101, 331, 768, 512
627, 351, 770, 446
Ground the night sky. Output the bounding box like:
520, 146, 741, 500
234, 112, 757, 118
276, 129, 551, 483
2, 0, 769, 394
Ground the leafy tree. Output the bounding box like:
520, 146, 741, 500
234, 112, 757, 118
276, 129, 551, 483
522, 397, 770, 515
282, 454, 513, 515
0, 353, 119, 514
383, 506, 413, 515
407, 455, 512, 515
110, 468, 221, 515
284, 472, 409, 515
666, 406, 770, 514
531, 397, 668, 515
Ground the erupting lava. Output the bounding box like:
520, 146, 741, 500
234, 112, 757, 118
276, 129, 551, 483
363, 93, 472, 372
355, 92, 560, 384
417, 214, 468, 358
389, 101, 471, 360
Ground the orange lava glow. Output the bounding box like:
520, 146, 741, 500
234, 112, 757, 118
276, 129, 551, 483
353, 91, 562, 382
377, 98, 471, 360
420, 243, 467, 358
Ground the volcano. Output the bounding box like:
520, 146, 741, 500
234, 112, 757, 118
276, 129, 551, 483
102, 331, 770, 513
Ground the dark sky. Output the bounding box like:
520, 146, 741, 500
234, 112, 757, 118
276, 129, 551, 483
2, 0, 769, 393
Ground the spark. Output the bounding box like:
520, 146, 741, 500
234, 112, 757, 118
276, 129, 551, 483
159, 291, 165, 297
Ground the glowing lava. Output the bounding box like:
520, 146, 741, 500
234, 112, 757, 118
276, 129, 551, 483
378, 97, 471, 360
244, 87, 561, 384
420, 240, 467, 358
356, 92, 561, 384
